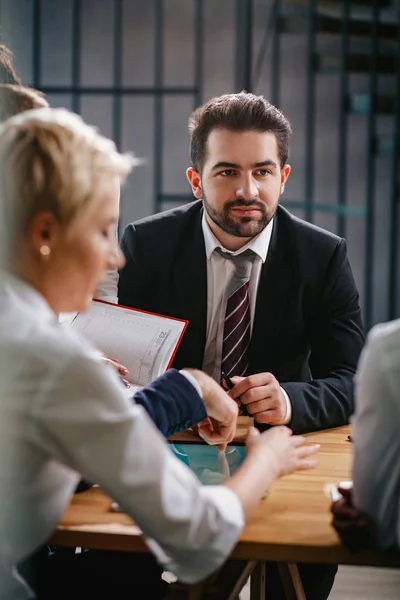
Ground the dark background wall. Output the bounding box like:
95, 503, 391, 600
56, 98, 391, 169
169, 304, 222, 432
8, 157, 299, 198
1, 0, 399, 329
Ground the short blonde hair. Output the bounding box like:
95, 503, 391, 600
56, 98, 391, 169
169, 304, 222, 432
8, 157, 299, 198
0, 108, 137, 263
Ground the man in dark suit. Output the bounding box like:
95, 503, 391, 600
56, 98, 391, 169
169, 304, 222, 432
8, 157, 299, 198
118, 91, 365, 599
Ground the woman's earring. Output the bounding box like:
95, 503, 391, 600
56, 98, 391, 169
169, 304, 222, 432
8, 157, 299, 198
39, 245, 51, 259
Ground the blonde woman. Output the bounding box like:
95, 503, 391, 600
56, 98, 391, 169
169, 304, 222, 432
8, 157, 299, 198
0, 108, 318, 599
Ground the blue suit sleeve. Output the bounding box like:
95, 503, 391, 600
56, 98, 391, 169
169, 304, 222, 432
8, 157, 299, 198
133, 368, 207, 437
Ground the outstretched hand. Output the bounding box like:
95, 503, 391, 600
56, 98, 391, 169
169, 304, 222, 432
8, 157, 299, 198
245, 425, 319, 477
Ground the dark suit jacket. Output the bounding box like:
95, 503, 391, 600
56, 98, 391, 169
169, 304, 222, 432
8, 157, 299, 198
118, 201, 365, 434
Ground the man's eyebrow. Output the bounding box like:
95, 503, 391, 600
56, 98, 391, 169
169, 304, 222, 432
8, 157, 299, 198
253, 160, 277, 169
211, 161, 241, 171
211, 159, 278, 171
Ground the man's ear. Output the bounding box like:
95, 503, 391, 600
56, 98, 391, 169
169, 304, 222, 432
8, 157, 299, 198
186, 167, 203, 199
280, 164, 291, 194
28, 211, 62, 256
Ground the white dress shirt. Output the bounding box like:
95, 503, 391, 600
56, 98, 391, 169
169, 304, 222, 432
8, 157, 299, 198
94, 268, 119, 304
352, 319, 400, 550
0, 272, 243, 599
201, 216, 292, 424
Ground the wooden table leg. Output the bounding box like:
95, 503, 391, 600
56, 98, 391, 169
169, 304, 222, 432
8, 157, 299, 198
277, 562, 306, 600
214, 558, 258, 600
166, 560, 256, 600
250, 561, 266, 600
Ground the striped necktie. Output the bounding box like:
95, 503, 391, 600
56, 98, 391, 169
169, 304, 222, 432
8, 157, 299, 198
215, 248, 256, 379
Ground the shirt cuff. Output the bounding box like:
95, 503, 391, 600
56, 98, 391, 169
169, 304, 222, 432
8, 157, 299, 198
198, 484, 245, 535
145, 485, 244, 584
179, 369, 203, 399
280, 386, 292, 425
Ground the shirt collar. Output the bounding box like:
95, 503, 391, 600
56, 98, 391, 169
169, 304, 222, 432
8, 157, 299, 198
202, 212, 274, 263
0, 270, 57, 324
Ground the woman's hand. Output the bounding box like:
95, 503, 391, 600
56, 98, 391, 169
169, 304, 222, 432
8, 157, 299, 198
182, 369, 239, 451
222, 427, 319, 520
101, 356, 130, 388
245, 426, 319, 478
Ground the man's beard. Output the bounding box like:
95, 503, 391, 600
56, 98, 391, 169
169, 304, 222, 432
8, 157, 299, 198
202, 193, 276, 238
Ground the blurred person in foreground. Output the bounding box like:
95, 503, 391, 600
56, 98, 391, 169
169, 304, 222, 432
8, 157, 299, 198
0, 79, 223, 440
0, 83, 48, 122
0, 43, 48, 122
0, 44, 22, 85
331, 319, 400, 553
0, 45, 48, 122
0, 107, 319, 599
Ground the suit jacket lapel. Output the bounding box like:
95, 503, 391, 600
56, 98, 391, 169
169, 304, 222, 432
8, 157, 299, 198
249, 207, 294, 374
171, 207, 207, 369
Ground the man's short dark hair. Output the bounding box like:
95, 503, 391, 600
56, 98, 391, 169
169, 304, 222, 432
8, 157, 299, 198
188, 91, 292, 172
0, 84, 48, 122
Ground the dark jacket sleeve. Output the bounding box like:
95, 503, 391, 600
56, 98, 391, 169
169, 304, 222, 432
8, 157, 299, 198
133, 368, 207, 437
280, 239, 365, 433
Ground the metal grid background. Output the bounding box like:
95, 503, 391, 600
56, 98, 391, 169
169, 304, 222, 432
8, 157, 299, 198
1, 0, 399, 329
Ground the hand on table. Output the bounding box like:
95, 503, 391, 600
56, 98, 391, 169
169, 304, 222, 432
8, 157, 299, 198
246, 425, 319, 478
331, 482, 376, 553
229, 373, 288, 425
183, 369, 239, 451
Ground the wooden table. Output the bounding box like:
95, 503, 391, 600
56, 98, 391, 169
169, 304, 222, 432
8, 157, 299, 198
48, 422, 400, 598
48, 418, 252, 553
